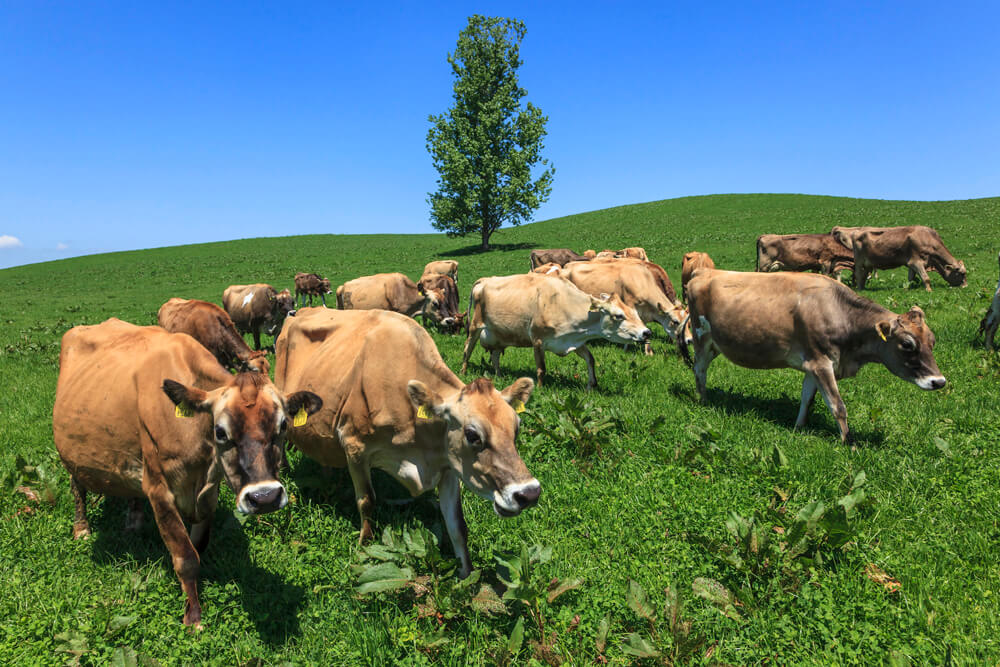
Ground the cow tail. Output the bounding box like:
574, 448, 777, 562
466, 281, 484, 336
755, 236, 764, 271
677, 313, 693, 367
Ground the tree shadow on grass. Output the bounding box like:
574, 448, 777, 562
439, 241, 537, 257
87, 497, 305, 645
666, 382, 886, 448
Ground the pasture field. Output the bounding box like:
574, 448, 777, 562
2, 193, 1000, 665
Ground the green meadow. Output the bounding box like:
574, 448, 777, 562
2, 193, 999, 665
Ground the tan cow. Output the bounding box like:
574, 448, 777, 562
979, 252, 1000, 349
756, 233, 855, 280
680, 270, 946, 442
531, 262, 563, 276
596, 250, 618, 259
618, 247, 649, 261
853, 226, 966, 291
274, 308, 538, 576
461, 273, 651, 389
53, 319, 321, 626
422, 260, 459, 284
681, 251, 716, 300
157, 298, 269, 374
222, 284, 296, 350
294, 272, 332, 307
336, 272, 460, 332
562, 259, 687, 355
528, 248, 589, 270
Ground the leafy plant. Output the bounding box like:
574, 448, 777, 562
622, 580, 707, 663
531, 393, 621, 458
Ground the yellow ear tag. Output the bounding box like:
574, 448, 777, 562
416, 404, 433, 420
293, 406, 308, 427
512, 399, 526, 414
175, 402, 195, 418
877, 329, 887, 342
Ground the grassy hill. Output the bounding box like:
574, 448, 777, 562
2, 194, 999, 664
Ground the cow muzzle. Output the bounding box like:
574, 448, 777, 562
641, 328, 652, 341
493, 479, 541, 517
915, 375, 947, 390
237, 481, 287, 514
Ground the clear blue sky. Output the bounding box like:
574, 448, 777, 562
2, 1, 998, 268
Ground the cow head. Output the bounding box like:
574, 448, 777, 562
589, 293, 652, 344
874, 306, 946, 390
239, 350, 271, 375
583, 249, 596, 260
657, 301, 688, 340
321, 278, 332, 294
162, 373, 322, 514
266, 289, 296, 336
419, 275, 462, 332
941, 260, 967, 287
408, 377, 540, 517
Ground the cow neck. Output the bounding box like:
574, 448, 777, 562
838, 302, 893, 376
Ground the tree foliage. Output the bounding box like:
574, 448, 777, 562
426, 15, 555, 250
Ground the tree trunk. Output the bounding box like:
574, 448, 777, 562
480, 225, 490, 251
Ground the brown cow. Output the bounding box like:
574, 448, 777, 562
336, 272, 460, 331
681, 251, 716, 300
222, 284, 296, 350
562, 259, 687, 355
294, 272, 332, 307
531, 262, 563, 276
831, 226, 883, 251
528, 248, 590, 270
461, 273, 651, 389
680, 270, 946, 442
596, 250, 618, 259
422, 260, 459, 284
756, 233, 855, 280
53, 319, 321, 626
274, 308, 538, 576
417, 273, 466, 333
583, 250, 597, 259
157, 298, 269, 374
853, 226, 966, 291
979, 252, 1000, 349
617, 247, 649, 261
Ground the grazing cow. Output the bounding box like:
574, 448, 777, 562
294, 272, 332, 307
422, 260, 459, 284
680, 270, 946, 442
596, 250, 618, 259
157, 298, 269, 374
53, 319, 321, 626
681, 251, 716, 300
274, 308, 538, 576
417, 273, 466, 333
756, 233, 855, 280
222, 284, 296, 350
532, 262, 563, 276
830, 226, 883, 251
337, 272, 460, 331
562, 259, 687, 355
979, 252, 1000, 349
853, 225, 967, 291
617, 247, 649, 261
528, 248, 589, 270
583, 249, 597, 259
461, 273, 651, 389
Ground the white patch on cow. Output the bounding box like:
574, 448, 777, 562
915, 375, 947, 390
242, 291, 255, 307
493, 478, 541, 515
236, 481, 287, 514
545, 266, 559, 275
395, 460, 425, 495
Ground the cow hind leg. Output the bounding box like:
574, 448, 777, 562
490, 349, 502, 375
252, 328, 262, 351
125, 498, 144, 532
70, 477, 91, 539
795, 373, 820, 428
347, 458, 376, 543
439, 470, 472, 578
691, 318, 718, 403
460, 327, 481, 374
574, 345, 598, 390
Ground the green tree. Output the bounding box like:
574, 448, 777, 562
427, 15, 555, 251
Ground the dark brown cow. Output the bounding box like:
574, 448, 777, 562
979, 252, 1000, 349
157, 298, 269, 374
294, 272, 332, 307
336, 272, 459, 331
853, 226, 967, 291
53, 319, 321, 626
528, 248, 589, 270
417, 273, 465, 333
756, 233, 855, 280
681, 251, 716, 300
680, 270, 946, 442
222, 284, 296, 350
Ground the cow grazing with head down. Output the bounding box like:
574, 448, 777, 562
53, 319, 321, 626
756, 233, 855, 280
853, 225, 966, 291
528, 248, 589, 271
532, 262, 563, 276
461, 272, 651, 389
680, 270, 946, 442
336, 272, 461, 332
681, 251, 716, 301
222, 284, 296, 350
422, 260, 459, 284
294, 272, 332, 307
417, 273, 466, 333
617, 247, 649, 261
275, 308, 538, 576
157, 298, 269, 374
979, 252, 1000, 349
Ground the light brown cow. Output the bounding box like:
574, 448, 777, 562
422, 260, 459, 284
461, 273, 651, 389
618, 247, 649, 261
53, 319, 321, 626
583, 250, 597, 259
294, 272, 332, 307
756, 233, 855, 280
596, 250, 618, 259
274, 308, 538, 576
562, 259, 687, 355
531, 262, 563, 276
157, 298, 269, 374
853, 226, 967, 291
680, 270, 946, 442
681, 251, 716, 300
979, 252, 1000, 349
336, 272, 460, 331
528, 248, 589, 270
222, 284, 296, 350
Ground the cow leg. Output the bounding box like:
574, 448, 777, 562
490, 349, 502, 375
811, 364, 850, 442
691, 319, 718, 403
320, 293, 327, 308
125, 498, 144, 532
795, 373, 819, 428
189, 518, 213, 556
644, 340, 655, 356
854, 261, 869, 289
70, 476, 91, 539
145, 481, 203, 627
575, 345, 598, 390
910, 262, 933, 292
252, 327, 262, 351
439, 469, 472, 578
533, 341, 547, 386
347, 458, 376, 543
460, 327, 481, 374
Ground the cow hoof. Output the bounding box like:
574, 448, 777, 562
72, 525, 91, 540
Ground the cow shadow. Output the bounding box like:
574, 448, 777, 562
666, 382, 886, 447
87, 497, 305, 644
439, 241, 537, 257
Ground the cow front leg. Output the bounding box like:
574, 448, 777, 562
70, 476, 91, 539
533, 341, 547, 386
811, 364, 850, 442
574, 345, 597, 390
252, 327, 262, 351
439, 470, 472, 578
910, 262, 932, 291
347, 458, 376, 543
795, 372, 819, 428
146, 483, 203, 627
320, 293, 327, 308
691, 322, 718, 403
490, 349, 502, 375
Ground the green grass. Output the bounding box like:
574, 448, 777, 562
2, 193, 1000, 664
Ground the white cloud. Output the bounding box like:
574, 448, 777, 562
0, 235, 23, 249
56, 242, 69, 250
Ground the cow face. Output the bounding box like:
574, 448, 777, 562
320, 278, 332, 294
590, 293, 652, 344
874, 306, 946, 390
941, 260, 967, 287
419, 275, 462, 332
162, 374, 321, 514
407, 377, 540, 517
266, 289, 296, 336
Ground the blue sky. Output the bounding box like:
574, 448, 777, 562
2, 1, 998, 268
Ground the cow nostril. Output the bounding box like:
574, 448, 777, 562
932, 377, 947, 389
513, 485, 541, 508
642, 329, 652, 340
247, 486, 282, 511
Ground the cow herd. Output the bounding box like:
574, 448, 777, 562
50, 225, 994, 626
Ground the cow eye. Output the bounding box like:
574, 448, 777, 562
612, 313, 625, 321
214, 425, 228, 443
278, 418, 287, 433
464, 426, 483, 447
900, 338, 916, 352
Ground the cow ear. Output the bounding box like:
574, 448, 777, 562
417, 281, 426, 295
501, 377, 534, 412
904, 306, 925, 325
407, 380, 443, 420
874, 319, 894, 342
286, 391, 323, 421
162, 380, 212, 415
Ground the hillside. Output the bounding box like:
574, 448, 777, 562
2, 194, 999, 664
